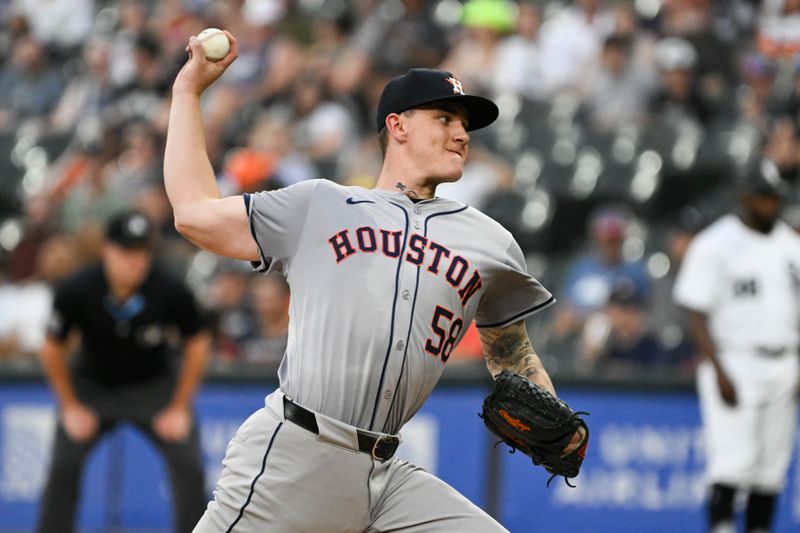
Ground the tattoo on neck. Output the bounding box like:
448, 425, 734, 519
395, 181, 422, 200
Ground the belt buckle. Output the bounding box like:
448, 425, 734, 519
371, 435, 400, 460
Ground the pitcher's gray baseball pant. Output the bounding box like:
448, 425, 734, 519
193, 390, 507, 532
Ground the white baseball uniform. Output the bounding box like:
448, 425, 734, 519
673, 214, 800, 492
193, 179, 554, 532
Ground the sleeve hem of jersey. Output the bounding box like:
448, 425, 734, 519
475, 295, 556, 329
244, 193, 272, 273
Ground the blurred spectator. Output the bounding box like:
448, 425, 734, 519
52, 120, 168, 246
201, 1, 297, 160
330, 0, 447, 95
580, 276, 664, 376
4, 193, 61, 282
649, 37, 713, 126
611, 1, 657, 62
0, 233, 79, 366
50, 140, 127, 237
491, 1, 547, 100
340, 134, 384, 187
437, 145, 513, 209
238, 272, 289, 366
646, 207, 709, 374
50, 39, 115, 133
440, 0, 515, 95
658, 0, 737, 112
758, 0, 800, 58
230, 0, 294, 94
538, 0, 614, 94
8, 0, 94, 53
763, 115, 800, 180
737, 52, 780, 126
109, 33, 171, 124
300, 7, 353, 85
204, 259, 254, 363
551, 207, 651, 343
0, 34, 63, 130
102, 120, 164, 201
150, 0, 209, 65
580, 33, 656, 132
107, 0, 150, 88
286, 72, 359, 179
217, 109, 316, 194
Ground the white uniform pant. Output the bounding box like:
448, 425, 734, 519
193, 390, 507, 533
697, 351, 799, 492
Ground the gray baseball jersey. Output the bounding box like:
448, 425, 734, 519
193, 179, 553, 532
245, 179, 554, 434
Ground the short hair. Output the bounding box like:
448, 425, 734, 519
377, 109, 415, 159
378, 127, 389, 158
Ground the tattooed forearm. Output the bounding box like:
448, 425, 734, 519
479, 321, 555, 394
485, 329, 532, 372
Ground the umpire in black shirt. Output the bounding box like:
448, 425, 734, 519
36, 210, 211, 533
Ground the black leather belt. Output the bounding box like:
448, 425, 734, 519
282, 396, 400, 461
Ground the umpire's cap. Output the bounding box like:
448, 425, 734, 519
376, 68, 499, 132
739, 157, 789, 198
105, 210, 156, 249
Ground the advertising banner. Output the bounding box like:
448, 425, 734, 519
1, 383, 798, 532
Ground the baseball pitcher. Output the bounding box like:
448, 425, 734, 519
165, 31, 588, 532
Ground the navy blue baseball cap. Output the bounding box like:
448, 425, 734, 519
105, 210, 156, 249
376, 68, 499, 132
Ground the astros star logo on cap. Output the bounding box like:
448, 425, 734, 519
446, 76, 464, 95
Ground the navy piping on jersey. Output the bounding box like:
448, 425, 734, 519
225, 422, 283, 533
243, 193, 271, 273
381, 203, 469, 433
381, 257, 419, 434
369, 201, 410, 431
475, 295, 556, 329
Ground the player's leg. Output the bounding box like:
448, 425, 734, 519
193, 393, 372, 532
744, 490, 777, 533
747, 360, 799, 532
697, 361, 758, 531
366, 459, 508, 533
128, 375, 207, 533
707, 483, 736, 533
147, 421, 207, 533
35, 421, 107, 533
192, 407, 281, 533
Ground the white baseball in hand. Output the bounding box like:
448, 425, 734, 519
197, 28, 230, 61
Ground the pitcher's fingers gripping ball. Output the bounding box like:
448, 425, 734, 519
481, 369, 589, 486
197, 28, 230, 61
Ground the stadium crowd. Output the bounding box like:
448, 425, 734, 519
0, 0, 798, 379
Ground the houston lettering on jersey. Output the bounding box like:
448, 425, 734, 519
328, 227, 482, 306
